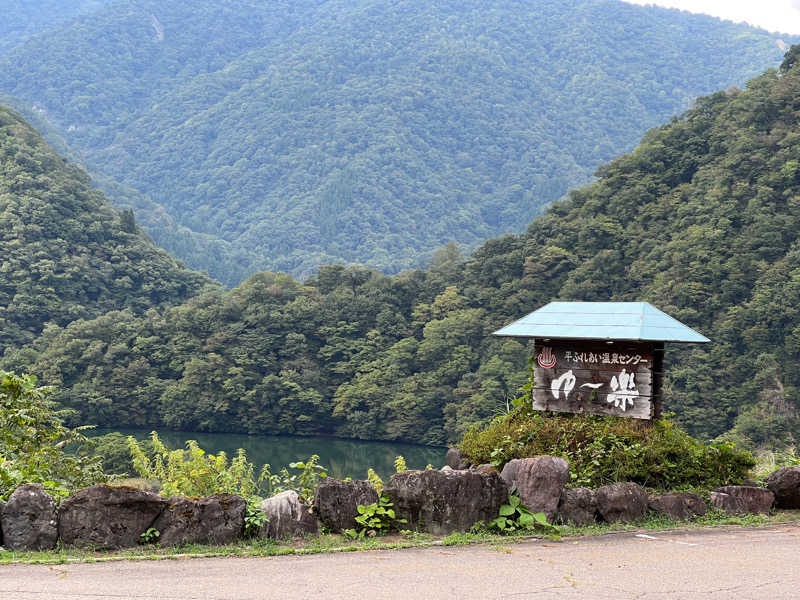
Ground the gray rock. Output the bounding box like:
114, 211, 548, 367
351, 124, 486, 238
557, 487, 597, 526
710, 486, 774, 515
0, 500, 5, 546
384, 469, 508, 535
596, 482, 648, 523
259, 490, 318, 539
648, 492, 707, 521
506, 456, 570, 522
499, 459, 523, 487
445, 447, 470, 470
1, 484, 58, 550
58, 485, 167, 549
313, 479, 378, 532
765, 467, 800, 509
152, 494, 245, 546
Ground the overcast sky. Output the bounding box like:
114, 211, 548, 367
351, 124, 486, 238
622, 0, 800, 35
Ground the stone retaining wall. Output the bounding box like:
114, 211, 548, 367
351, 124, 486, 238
0, 459, 789, 550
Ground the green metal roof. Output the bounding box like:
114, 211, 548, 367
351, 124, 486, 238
492, 302, 710, 343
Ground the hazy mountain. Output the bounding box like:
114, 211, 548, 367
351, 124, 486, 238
0, 0, 111, 55
0, 0, 794, 284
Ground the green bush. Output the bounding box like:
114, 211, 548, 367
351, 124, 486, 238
0, 371, 104, 499
127, 431, 261, 498
459, 407, 754, 490
89, 432, 159, 477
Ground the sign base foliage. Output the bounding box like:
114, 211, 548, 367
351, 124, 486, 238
459, 406, 754, 490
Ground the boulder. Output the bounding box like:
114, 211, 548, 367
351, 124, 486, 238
710, 486, 774, 515
313, 479, 378, 532
152, 494, 245, 546
648, 492, 707, 521
445, 447, 470, 470
502, 456, 569, 522
765, 467, 800, 509
259, 490, 318, 539
384, 469, 508, 535
499, 459, 523, 487
596, 482, 648, 523
1, 484, 58, 550
557, 487, 597, 526
58, 485, 167, 549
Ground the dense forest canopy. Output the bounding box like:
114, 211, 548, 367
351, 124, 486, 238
0, 0, 111, 55
0, 105, 216, 352
0, 0, 794, 284
3, 48, 800, 449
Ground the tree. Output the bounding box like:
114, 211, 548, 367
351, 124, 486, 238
0, 371, 104, 499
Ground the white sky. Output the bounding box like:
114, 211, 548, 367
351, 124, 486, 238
622, 0, 800, 35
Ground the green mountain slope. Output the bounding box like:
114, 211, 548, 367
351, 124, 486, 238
0, 105, 217, 352
0, 1, 111, 55
0, 0, 794, 284
7, 49, 800, 447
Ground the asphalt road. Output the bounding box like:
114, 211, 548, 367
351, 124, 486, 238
1, 524, 798, 599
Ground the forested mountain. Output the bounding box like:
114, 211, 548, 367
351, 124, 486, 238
0, 1, 111, 55
0, 0, 794, 284
5, 49, 800, 448
0, 105, 216, 353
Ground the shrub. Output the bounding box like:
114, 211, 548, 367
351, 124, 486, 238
459, 406, 754, 490
127, 431, 260, 498
260, 454, 328, 504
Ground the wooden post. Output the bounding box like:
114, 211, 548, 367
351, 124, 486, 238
652, 342, 664, 421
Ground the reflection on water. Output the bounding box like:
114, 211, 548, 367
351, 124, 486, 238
94, 429, 447, 480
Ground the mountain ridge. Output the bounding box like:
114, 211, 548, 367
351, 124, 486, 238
4, 47, 800, 447
0, 0, 794, 284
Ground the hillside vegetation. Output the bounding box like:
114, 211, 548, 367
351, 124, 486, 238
0, 0, 111, 55
0, 0, 794, 284
0, 105, 216, 352
4, 48, 800, 448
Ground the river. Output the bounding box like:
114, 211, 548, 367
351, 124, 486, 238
95, 428, 447, 481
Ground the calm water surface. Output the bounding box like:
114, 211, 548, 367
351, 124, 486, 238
95, 429, 447, 480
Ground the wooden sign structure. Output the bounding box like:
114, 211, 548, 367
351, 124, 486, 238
532, 340, 661, 420
493, 302, 708, 422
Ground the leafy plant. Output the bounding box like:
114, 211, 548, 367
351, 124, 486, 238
367, 468, 383, 495
344, 494, 406, 539
489, 490, 557, 534
244, 498, 268, 538
139, 527, 160, 544
394, 455, 407, 473
259, 454, 328, 503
